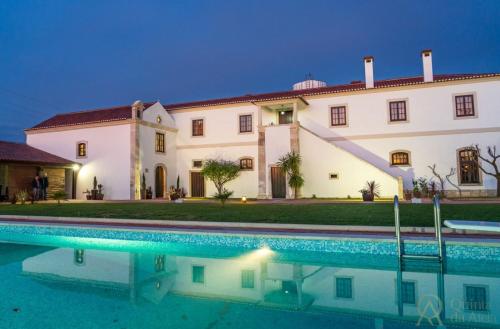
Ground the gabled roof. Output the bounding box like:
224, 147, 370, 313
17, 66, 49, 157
28, 102, 154, 131
26, 73, 499, 130
0, 141, 75, 165
163, 73, 500, 110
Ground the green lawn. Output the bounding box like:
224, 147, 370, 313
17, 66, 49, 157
1, 202, 499, 227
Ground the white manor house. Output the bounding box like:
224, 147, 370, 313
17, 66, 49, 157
24, 50, 500, 200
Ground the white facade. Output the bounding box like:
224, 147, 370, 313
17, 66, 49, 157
27, 124, 132, 200
25, 52, 500, 200
22, 248, 500, 327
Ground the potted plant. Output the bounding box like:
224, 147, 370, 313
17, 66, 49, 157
417, 177, 429, 198
91, 176, 99, 200
146, 186, 153, 199
141, 173, 147, 200
359, 181, 380, 202
411, 179, 422, 203
169, 179, 186, 202
169, 185, 179, 201
83, 189, 91, 200
428, 180, 438, 197
97, 184, 104, 200
412, 179, 421, 198
403, 189, 413, 201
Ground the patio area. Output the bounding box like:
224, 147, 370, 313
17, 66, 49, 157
0, 141, 78, 201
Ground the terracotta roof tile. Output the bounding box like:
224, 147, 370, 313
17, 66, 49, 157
163, 73, 500, 110
29, 103, 154, 130
27, 73, 499, 130
0, 141, 75, 165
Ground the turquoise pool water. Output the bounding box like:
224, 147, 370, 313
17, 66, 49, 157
0, 223, 498, 329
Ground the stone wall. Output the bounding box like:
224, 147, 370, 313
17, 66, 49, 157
6, 164, 66, 199
444, 189, 497, 198
0, 164, 7, 193
43, 167, 66, 197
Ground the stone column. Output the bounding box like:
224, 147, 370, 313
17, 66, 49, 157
292, 101, 298, 123
129, 122, 141, 200
257, 106, 268, 199
290, 102, 300, 153
130, 101, 144, 200
289, 102, 301, 198
397, 176, 404, 199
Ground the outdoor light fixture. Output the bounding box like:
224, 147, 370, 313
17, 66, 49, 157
254, 245, 273, 258
241, 196, 247, 203
280, 111, 285, 115
238, 245, 274, 263
72, 164, 80, 171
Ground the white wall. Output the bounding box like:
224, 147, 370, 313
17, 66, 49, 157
172, 104, 258, 147
299, 128, 399, 198
139, 102, 177, 197
171, 256, 262, 301
176, 145, 258, 198
336, 132, 500, 191
444, 274, 500, 326
22, 248, 131, 284
298, 80, 500, 192
171, 104, 259, 198
27, 124, 132, 200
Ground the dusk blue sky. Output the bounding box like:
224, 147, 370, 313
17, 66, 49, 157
1, 0, 499, 142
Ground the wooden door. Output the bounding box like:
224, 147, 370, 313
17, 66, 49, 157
190, 172, 205, 197
271, 167, 286, 198
155, 166, 165, 198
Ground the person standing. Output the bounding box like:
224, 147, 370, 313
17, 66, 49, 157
31, 175, 40, 201
41, 172, 49, 200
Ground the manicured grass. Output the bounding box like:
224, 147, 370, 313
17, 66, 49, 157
1, 202, 500, 227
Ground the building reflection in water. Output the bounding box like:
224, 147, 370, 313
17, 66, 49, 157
20, 246, 499, 327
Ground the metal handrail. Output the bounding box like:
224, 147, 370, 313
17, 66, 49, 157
394, 195, 401, 258
395, 194, 443, 261
434, 195, 443, 260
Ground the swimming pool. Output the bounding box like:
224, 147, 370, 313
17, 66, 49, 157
0, 223, 498, 328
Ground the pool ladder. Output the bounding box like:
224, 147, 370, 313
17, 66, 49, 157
394, 195, 444, 262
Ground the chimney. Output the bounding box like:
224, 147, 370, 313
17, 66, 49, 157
364, 56, 374, 88
421, 49, 433, 82
131, 100, 144, 119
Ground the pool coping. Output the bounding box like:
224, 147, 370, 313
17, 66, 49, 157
0, 215, 499, 240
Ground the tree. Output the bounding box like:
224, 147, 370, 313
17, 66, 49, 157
445, 168, 462, 198
428, 164, 462, 198
428, 164, 446, 196
277, 151, 304, 199
201, 159, 240, 205
474, 145, 500, 197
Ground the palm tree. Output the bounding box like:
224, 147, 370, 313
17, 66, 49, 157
277, 151, 304, 199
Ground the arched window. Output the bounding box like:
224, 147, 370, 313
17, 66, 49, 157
240, 158, 253, 170
458, 148, 480, 184
390, 151, 410, 166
